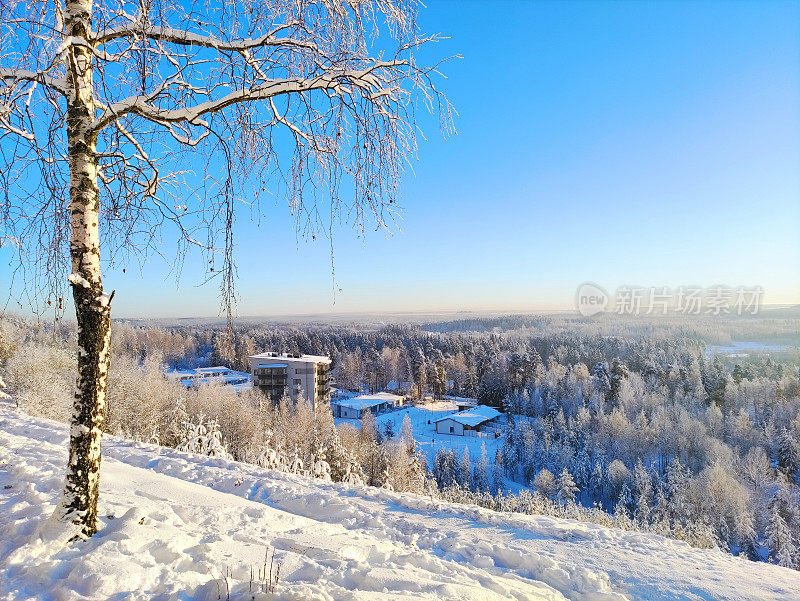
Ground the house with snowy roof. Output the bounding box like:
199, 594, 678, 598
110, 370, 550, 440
433, 405, 501, 436
166, 366, 252, 392
331, 392, 405, 419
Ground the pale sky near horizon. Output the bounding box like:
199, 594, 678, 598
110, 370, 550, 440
2, 0, 799, 319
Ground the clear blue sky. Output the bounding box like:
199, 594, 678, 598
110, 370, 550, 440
4, 0, 800, 318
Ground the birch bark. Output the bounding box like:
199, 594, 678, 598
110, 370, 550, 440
53, 0, 112, 538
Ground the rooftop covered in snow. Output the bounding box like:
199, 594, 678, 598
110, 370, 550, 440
331, 392, 404, 411
165, 366, 251, 390
249, 351, 331, 365
433, 405, 501, 428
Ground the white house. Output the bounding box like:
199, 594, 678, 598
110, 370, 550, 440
331, 392, 405, 419
166, 366, 251, 391
434, 405, 501, 436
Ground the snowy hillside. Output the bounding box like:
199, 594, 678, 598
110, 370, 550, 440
2, 406, 799, 601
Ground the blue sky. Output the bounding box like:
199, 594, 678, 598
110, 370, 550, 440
4, 0, 800, 318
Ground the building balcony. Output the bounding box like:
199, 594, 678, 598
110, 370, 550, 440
256, 380, 287, 388
256, 377, 286, 382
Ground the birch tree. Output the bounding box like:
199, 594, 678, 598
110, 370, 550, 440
0, 0, 451, 538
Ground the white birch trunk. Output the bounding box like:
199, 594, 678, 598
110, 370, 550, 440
51, 0, 112, 538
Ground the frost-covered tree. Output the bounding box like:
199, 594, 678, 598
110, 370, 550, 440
0, 374, 9, 400
632, 459, 653, 522
0, 0, 450, 537
615, 482, 633, 518
606, 459, 631, 503
373, 444, 392, 488
311, 448, 332, 482
767, 500, 798, 569
432, 349, 447, 399
401, 414, 415, 455
257, 444, 289, 472
491, 449, 505, 494
741, 446, 772, 492
665, 457, 693, 526
361, 410, 378, 446
432, 448, 456, 489
325, 427, 362, 484
457, 447, 471, 489
533, 468, 556, 499
777, 428, 799, 483
386, 440, 425, 493
177, 414, 231, 459
593, 359, 629, 407
4, 342, 76, 420
105, 351, 180, 441
589, 460, 604, 506
164, 395, 189, 449
473, 443, 489, 493
410, 345, 427, 400
557, 468, 578, 505
289, 447, 305, 476
702, 356, 729, 406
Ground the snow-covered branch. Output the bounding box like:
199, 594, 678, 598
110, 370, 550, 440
92, 60, 407, 132
0, 68, 66, 96
94, 21, 319, 54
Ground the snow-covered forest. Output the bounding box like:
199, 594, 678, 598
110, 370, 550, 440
3, 310, 800, 569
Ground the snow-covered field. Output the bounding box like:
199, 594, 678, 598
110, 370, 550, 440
3, 405, 800, 601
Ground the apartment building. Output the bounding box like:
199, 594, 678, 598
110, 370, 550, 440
248, 351, 332, 408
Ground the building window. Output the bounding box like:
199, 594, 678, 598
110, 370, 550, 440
294, 379, 301, 385
449, 426, 454, 434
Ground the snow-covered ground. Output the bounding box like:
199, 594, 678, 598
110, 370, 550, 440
3, 405, 800, 601
338, 401, 505, 468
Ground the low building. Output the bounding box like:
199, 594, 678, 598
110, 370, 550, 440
249, 351, 331, 408
166, 366, 252, 391
434, 405, 501, 436
331, 392, 405, 419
